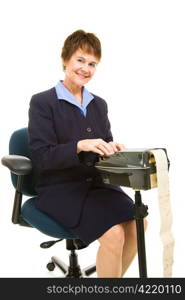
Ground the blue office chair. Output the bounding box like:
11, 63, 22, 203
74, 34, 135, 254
1, 128, 96, 277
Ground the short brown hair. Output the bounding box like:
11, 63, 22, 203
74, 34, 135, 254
61, 29, 101, 68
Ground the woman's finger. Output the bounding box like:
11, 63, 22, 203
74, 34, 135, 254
91, 145, 104, 156
97, 144, 114, 156
97, 140, 115, 154
116, 143, 125, 151
108, 142, 118, 152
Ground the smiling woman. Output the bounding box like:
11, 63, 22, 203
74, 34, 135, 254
28, 29, 144, 278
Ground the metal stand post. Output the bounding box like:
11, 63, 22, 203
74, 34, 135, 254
134, 190, 148, 278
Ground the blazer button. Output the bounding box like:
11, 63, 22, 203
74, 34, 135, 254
86, 161, 93, 167
86, 177, 93, 182
87, 127, 92, 132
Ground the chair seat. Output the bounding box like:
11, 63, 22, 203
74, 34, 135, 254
21, 197, 77, 239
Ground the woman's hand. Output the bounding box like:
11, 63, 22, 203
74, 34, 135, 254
77, 139, 125, 157
77, 138, 115, 156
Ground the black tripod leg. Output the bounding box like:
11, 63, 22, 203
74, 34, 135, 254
135, 190, 148, 278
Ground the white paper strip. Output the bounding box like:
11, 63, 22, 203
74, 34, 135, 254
150, 149, 175, 277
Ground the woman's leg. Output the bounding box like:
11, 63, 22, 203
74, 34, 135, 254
96, 224, 125, 278
120, 218, 148, 277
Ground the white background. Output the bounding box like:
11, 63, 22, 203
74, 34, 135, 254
0, 0, 184, 278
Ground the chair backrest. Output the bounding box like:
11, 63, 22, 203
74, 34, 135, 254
9, 128, 37, 196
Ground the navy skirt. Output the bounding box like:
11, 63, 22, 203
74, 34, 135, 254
67, 182, 135, 244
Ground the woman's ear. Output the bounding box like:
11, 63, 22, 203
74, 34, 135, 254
62, 62, 66, 71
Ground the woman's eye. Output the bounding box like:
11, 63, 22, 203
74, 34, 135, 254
77, 59, 83, 62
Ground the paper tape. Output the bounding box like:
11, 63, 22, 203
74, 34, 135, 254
150, 149, 175, 277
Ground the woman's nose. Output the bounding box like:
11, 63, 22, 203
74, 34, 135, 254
81, 64, 90, 73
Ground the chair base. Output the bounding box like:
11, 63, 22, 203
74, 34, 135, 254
47, 250, 96, 278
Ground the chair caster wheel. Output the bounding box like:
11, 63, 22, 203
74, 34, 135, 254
47, 262, 55, 271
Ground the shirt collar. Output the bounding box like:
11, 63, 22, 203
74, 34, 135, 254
55, 80, 94, 109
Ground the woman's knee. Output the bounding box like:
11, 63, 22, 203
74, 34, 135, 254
98, 224, 125, 254
143, 217, 148, 230
123, 218, 148, 239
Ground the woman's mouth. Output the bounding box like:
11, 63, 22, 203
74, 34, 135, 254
76, 72, 89, 79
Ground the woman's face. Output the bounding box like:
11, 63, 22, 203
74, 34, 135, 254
63, 48, 99, 88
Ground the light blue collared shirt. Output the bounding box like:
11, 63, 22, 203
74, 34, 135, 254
55, 81, 94, 117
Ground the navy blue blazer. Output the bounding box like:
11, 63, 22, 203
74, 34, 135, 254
28, 87, 123, 228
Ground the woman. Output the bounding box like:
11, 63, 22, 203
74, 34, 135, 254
28, 29, 147, 277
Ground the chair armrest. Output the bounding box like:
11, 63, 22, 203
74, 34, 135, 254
1, 155, 32, 175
